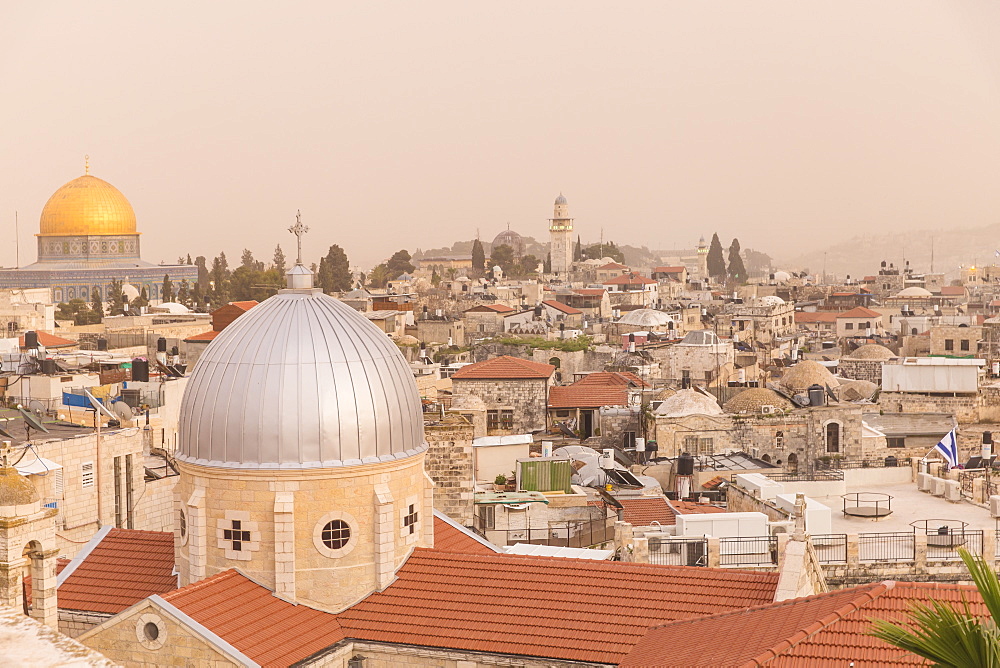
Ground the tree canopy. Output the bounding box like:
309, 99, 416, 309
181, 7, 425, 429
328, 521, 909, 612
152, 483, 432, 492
318, 244, 352, 293
386, 249, 415, 278
727, 238, 747, 282
707, 233, 726, 278
471, 239, 485, 275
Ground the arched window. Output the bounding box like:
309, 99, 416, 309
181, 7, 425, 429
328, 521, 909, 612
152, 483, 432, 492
826, 422, 841, 453
787, 452, 798, 473
761, 454, 772, 463
548, 356, 561, 369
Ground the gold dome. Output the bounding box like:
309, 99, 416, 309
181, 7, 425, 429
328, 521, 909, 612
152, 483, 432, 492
0, 465, 40, 508
38, 174, 137, 237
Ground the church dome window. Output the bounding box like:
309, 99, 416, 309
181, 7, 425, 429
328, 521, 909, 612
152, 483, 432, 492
179, 509, 188, 545
322, 520, 351, 550
313, 511, 358, 558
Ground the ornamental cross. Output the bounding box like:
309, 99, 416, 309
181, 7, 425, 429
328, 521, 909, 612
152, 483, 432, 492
287, 209, 309, 265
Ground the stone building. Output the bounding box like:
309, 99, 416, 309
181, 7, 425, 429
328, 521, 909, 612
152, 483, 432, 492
547, 371, 649, 444
423, 413, 475, 525
462, 303, 515, 336
548, 193, 574, 275
655, 330, 737, 389
451, 356, 554, 434
929, 323, 984, 357
838, 343, 896, 384
835, 306, 884, 339
718, 296, 795, 350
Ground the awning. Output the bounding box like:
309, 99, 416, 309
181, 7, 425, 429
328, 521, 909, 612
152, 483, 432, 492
475, 491, 549, 505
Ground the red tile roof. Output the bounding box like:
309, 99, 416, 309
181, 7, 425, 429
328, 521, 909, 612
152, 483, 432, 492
337, 549, 780, 664
837, 306, 881, 319
794, 312, 837, 324
672, 501, 728, 516
619, 497, 676, 526
464, 303, 516, 313
163, 570, 344, 667
621, 580, 988, 667
549, 372, 649, 409
58, 529, 176, 614
939, 286, 966, 296
24, 559, 70, 606
598, 262, 630, 270
19, 331, 77, 348
452, 355, 554, 380
541, 300, 582, 315
604, 273, 657, 286
432, 513, 500, 555
184, 330, 219, 342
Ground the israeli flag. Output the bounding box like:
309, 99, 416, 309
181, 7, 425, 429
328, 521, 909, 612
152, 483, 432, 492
934, 429, 959, 468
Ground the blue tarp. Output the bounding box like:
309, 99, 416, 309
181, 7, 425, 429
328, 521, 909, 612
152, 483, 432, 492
62, 392, 93, 408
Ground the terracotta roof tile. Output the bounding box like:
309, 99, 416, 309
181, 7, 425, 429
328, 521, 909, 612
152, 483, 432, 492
183, 330, 219, 342
433, 513, 500, 555
337, 549, 779, 664
604, 273, 657, 286
58, 529, 176, 614
541, 300, 582, 315
598, 262, 630, 270
163, 570, 344, 667
549, 372, 649, 409
619, 498, 676, 526
622, 580, 990, 667
672, 501, 728, 515
794, 312, 837, 323
19, 331, 77, 348
837, 306, 881, 319
452, 356, 554, 380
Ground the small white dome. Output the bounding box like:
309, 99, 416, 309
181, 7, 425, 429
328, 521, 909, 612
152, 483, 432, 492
772, 271, 791, 283
178, 288, 426, 469
895, 286, 933, 298
655, 389, 722, 417
151, 302, 190, 314
617, 309, 674, 327
121, 283, 140, 300
757, 295, 785, 306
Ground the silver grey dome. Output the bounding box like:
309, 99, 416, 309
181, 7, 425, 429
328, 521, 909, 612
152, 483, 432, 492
178, 288, 426, 469
554, 193, 567, 205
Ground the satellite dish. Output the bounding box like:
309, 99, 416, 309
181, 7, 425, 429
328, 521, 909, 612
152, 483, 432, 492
0, 426, 13, 439
112, 401, 134, 422
17, 407, 49, 433
28, 400, 45, 417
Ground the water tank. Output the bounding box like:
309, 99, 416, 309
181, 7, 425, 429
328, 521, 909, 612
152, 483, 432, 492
131, 358, 150, 382
157, 337, 167, 353
24, 331, 38, 349
676, 453, 695, 476
807, 384, 826, 407
97, 338, 108, 351
39, 358, 57, 375
884, 455, 898, 467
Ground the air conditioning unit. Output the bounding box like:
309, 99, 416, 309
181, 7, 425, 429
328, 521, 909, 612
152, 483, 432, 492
761, 405, 776, 415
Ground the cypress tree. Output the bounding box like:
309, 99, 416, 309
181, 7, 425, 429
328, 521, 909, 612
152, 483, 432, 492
727, 238, 747, 282
707, 233, 726, 279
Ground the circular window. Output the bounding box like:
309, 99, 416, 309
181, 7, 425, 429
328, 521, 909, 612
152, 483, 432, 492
313, 511, 358, 558
136, 613, 166, 650
322, 520, 351, 550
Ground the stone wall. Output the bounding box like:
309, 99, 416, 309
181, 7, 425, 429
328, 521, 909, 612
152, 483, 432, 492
451, 378, 549, 434
132, 475, 179, 533
80, 602, 240, 666
724, 483, 792, 522
531, 348, 613, 383
424, 415, 475, 526
838, 358, 883, 384
880, 391, 978, 423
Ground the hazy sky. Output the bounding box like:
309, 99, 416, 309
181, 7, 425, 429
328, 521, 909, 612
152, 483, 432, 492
2, 2, 1000, 271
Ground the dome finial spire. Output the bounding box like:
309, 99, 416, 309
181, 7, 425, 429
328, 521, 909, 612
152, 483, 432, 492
286, 209, 314, 289
84, 154, 90, 175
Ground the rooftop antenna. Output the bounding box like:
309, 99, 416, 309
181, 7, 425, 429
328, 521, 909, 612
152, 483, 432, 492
14, 211, 19, 268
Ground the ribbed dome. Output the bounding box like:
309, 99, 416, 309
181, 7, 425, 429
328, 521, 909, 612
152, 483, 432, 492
779, 360, 839, 394
0, 466, 40, 508
848, 344, 895, 360
618, 309, 674, 327
178, 288, 426, 469
724, 388, 794, 414
555, 193, 567, 205
655, 389, 722, 417
39, 174, 137, 236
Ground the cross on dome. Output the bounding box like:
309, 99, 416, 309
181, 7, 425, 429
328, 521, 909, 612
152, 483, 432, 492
288, 209, 309, 266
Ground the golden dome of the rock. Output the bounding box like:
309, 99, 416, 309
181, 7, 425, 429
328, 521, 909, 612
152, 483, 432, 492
38, 174, 137, 237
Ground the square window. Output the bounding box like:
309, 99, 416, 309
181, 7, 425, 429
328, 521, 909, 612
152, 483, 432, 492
945, 339, 954, 351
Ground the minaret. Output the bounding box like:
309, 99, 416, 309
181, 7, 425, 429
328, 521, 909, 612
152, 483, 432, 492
697, 235, 709, 281
549, 193, 574, 275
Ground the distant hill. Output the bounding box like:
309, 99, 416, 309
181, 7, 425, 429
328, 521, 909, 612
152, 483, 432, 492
780, 223, 1000, 280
